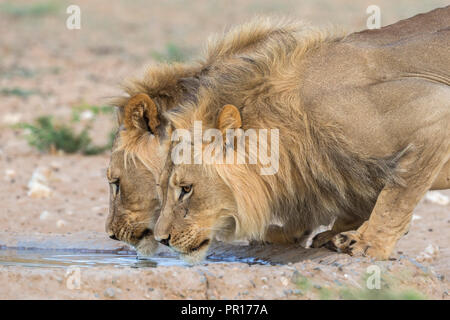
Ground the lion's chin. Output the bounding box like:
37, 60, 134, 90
178, 243, 211, 265
135, 237, 159, 257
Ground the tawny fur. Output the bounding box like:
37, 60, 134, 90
156, 8, 449, 261
115, 18, 314, 164
107, 17, 315, 253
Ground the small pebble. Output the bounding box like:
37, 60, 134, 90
80, 110, 94, 121
425, 191, 449, 206
334, 280, 343, 286
104, 288, 115, 298
416, 244, 439, 262
56, 219, 67, 228
27, 168, 53, 199
280, 277, 289, 286
50, 161, 62, 171
39, 211, 51, 221
5, 169, 15, 180
293, 289, 303, 295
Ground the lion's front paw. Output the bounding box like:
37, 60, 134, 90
326, 231, 361, 253
326, 231, 368, 256
311, 230, 337, 248
363, 246, 392, 260
326, 231, 391, 260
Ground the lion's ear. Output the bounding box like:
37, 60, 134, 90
123, 93, 160, 135
217, 104, 242, 134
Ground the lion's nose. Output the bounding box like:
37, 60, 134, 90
158, 235, 171, 247
108, 232, 119, 241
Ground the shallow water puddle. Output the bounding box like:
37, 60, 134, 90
0, 248, 271, 269
0, 248, 186, 268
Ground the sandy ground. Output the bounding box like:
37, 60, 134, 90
0, 232, 447, 299
0, 0, 449, 299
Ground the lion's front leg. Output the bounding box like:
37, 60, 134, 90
328, 187, 418, 259
329, 146, 449, 260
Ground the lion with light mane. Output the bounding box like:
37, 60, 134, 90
152, 7, 450, 263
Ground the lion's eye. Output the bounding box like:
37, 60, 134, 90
110, 179, 120, 196
179, 185, 192, 200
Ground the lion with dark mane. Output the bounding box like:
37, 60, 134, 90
105, 18, 307, 254
152, 7, 450, 263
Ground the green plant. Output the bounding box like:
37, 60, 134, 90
0, 87, 38, 98
18, 116, 112, 155
294, 275, 312, 291
1, 67, 36, 79
0, 1, 59, 17
292, 271, 427, 300
338, 287, 426, 300
71, 103, 114, 122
